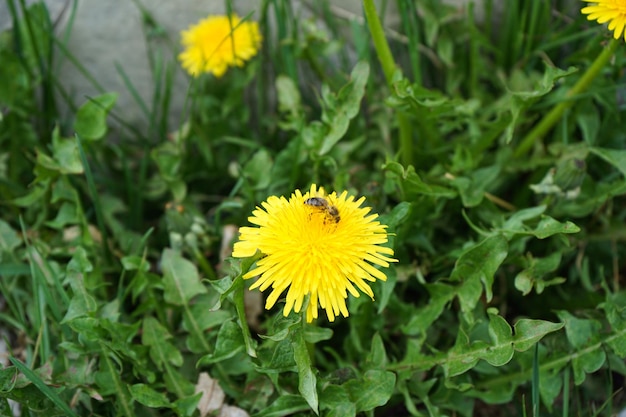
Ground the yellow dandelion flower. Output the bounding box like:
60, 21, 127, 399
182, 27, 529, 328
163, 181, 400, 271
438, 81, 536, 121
232, 184, 397, 323
178, 14, 262, 78
582, 0, 626, 41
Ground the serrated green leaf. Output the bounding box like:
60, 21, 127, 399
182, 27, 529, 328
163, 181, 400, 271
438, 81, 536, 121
0, 220, 21, 253
444, 339, 488, 377
606, 329, 626, 357
276, 75, 302, 118
164, 368, 196, 399
366, 333, 387, 369
500, 206, 580, 239
242, 149, 273, 190
504, 65, 578, 143
450, 165, 501, 207
320, 385, 356, 417
172, 393, 203, 417
179, 291, 223, 351
601, 293, 626, 356
183, 302, 233, 334
197, 321, 245, 365
49, 129, 83, 174
97, 347, 134, 416
10, 358, 80, 417
0, 367, 17, 393
303, 326, 333, 344
129, 384, 171, 408
142, 316, 183, 370
319, 61, 369, 155
557, 311, 602, 349
12, 183, 49, 207
67, 246, 93, 273
62, 270, 98, 323
442, 317, 563, 378
557, 310, 606, 384
292, 327, 318, 413
151, 141, 183, 184
514, 252, 563, 296
402, 283, 455, 337
256, 338, 297, 373
533, 216, 580, 239
451, 234, 508, 313
74, 93, 118, 141
571, 349, 605, 385
502, 205, 546, 230
44, 202, 78, 229
513, 319, 564, 351
344, 370, 395, 412
0, 48, 30, 108
161, 249, 206, 306
590, 147, 626, 178
483, 313, 514, 366
383, 161, 457, 198
252, 394, 310, 417
539, 367, 564, 411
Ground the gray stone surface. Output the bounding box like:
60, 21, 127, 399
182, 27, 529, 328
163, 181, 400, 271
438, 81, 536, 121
1, 0, 483, 131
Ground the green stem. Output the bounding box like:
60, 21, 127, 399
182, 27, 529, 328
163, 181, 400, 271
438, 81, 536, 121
99, 344, 133, 416
362, 0, 413, 167
233, 275, 257, 358
183, 303, 211, 352
514, 38, 620, 158
362, 0, 395, 83
164, 362, 185, 398
192, 247, 217, 281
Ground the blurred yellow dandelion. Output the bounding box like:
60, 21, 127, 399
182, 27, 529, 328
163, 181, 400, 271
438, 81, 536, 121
178, 14, 261, 77
582, 0, 626, 41
232, 184, 397, 323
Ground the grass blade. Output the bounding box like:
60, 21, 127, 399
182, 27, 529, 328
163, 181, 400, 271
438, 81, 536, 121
9, 357, 80, 417
75, 133, 111, 263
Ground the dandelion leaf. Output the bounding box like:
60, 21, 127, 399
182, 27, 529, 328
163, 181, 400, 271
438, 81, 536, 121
318, 61, 369, 155
129, 384, 171, 409
320, 385, 356, 417
590, 147, 626, 178
74, 92, 118, 141
557, 311, 606, 385
293, 327, 318, 413
142, 316, 183, 370
451, 234, 508, 313
197, 321, 245, 365
161, 249, 206, 306
344, 370, 395, 413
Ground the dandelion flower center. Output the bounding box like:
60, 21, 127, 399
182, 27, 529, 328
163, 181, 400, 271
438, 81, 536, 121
582, 0, 626, 41
232, 185, 397, 322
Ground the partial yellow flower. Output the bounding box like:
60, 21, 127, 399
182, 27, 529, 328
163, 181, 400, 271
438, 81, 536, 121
178, 14, 262, 78
232, 185, 397, 323
582, 0, 626, 41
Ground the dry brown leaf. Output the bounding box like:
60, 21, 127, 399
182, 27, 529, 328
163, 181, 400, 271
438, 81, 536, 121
220, 224, 238, 262
195, 372, 225, 417
218, 404, 250, 417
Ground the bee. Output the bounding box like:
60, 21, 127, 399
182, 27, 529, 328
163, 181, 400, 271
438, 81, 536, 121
304, 196, 341, 224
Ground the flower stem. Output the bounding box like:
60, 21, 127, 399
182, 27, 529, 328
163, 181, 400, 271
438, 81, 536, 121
362, 0, 413, 167
362, 0, 395, 83
514, 38, 620, 158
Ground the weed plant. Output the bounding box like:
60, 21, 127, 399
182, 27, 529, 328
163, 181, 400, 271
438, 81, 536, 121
1, 0, 626, 416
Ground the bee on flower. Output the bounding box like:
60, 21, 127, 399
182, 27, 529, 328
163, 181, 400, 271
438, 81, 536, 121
232, 184, 397, 323
178, 14, 262, 77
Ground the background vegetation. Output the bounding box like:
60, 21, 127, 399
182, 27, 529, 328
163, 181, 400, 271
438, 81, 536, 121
1, 0, 625, 416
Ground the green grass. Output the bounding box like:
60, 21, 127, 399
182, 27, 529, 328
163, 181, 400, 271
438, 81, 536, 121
1, 0, 626, 416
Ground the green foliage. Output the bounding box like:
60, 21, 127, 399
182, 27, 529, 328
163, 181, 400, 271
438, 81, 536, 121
1, 0, 625, 416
